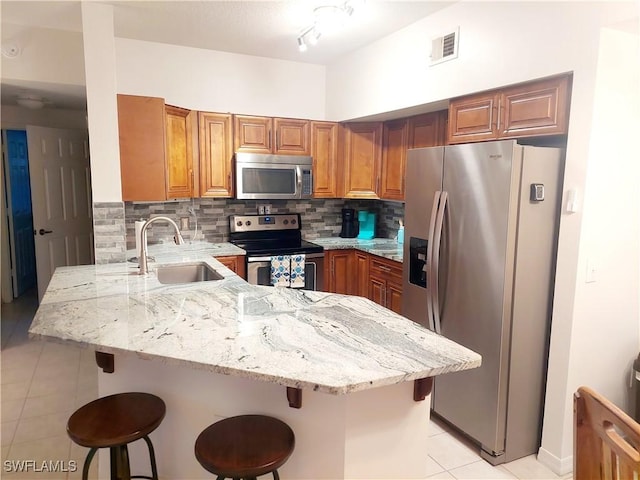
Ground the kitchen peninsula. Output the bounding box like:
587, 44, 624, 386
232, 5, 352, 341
29, 243, 481, 480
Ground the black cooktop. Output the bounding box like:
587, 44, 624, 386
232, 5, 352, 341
231, 239, 323, 256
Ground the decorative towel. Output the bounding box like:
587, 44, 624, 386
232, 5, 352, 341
271, 255, 291, 287
290, 254, 306, 289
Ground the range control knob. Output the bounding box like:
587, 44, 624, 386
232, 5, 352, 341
236, 221, 243, 227
246, 220, 252, 226
283, 219, 289, 225
291, 219, 297, 225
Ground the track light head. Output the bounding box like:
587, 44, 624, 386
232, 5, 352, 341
297, 36, 307, 52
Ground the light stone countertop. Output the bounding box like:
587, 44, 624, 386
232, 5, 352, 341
29, 242, 480, 395
311, 237, 404, 262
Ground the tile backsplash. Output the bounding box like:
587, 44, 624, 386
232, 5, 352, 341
124, 198, 405, 248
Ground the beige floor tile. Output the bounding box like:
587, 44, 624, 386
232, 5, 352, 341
2, 420, 18, 446
1, 350, 40, 372
427, 470, 456, 479
1, 366, 36, 385
32, 364, 80, 384
27, 377, 77, 399
2, 399, 25, 422
427, 432, 481, 471
1, 382, 31, 402
448, 460, 518, 479
425, 454, 447, 477
2, 444, 9, 461
68, 443, 98, 480
5, 435, 72, 480
21, 393, 75, 420
428, 418, 449, 436
502, 454, 563, 479
13, 412, 69, 444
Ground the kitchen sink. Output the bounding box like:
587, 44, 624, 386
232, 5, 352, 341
155, 263, 223, 284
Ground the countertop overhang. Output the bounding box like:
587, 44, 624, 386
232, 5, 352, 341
28, 242, 480, 395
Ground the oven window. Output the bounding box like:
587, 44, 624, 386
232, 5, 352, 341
242, 168, 296, 194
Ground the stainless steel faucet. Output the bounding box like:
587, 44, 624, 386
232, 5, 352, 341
139, 216, 185, 275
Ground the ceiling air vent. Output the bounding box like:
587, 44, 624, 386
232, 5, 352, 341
430, 27, 459, 66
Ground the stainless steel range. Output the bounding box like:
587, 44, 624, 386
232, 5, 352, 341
229, 214, 324, 291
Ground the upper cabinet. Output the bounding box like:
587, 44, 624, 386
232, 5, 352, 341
233, 115, 310, 155
165, 105, 196, 199
409, 111, 448, 148
118, 95, 195, 201
310, 121, 339, 198
380, 119, 408, 201
448, 74, 571, 144
342, 122, 383, 199
199, 112, 234, 198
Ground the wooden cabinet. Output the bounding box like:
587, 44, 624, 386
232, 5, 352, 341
117, 95, 167, 201
234, 115, 310, 155
216, 255, 246, 279
199, 112, 234, 198
342, 122, 383, 198
311, 121, 339, 198
408, 111, 448, 148
324, 250, 354, 294
117, 95, 196, 201
380, 119, 408, 201
448, 74, 571, 144
165, 105, 195, 199
368, 255, 403, 314
353, 251, 369, 298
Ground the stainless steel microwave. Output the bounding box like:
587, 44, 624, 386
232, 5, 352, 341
235, 153, 313, 200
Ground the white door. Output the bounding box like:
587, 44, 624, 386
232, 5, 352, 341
27, 126, 94, 301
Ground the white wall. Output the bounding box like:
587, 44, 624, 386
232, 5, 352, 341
0, 105, 87, 130
115, 38, 326, 119
325, 1, 639, 474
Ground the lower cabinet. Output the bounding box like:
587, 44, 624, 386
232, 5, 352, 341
216, 255, 246, 279
324, 249, 402, 313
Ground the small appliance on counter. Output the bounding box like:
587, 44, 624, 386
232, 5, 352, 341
339, 208, 358, 238
356, 211, 376, 240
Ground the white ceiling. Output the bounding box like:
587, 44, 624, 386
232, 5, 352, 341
0, 0, 455, 110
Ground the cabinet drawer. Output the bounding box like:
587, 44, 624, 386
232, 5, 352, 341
369, 257, 402, 282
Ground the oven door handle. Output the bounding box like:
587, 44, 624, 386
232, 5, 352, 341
246, 253, 324, 262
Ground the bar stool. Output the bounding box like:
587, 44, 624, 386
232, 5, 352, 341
67, 392, 166, 480
195, 415, 295, 480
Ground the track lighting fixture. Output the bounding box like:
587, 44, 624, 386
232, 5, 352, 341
296, 1, 357, 52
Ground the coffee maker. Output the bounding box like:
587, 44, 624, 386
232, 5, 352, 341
340, 208, 358, 238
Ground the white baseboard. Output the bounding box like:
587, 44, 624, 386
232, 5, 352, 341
537, 447, 573, 477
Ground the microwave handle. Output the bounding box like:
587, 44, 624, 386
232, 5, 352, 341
296, 165, 302, 196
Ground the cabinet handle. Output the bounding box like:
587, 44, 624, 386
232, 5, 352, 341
383, 286, 387, 307
376, 176, 380, 193
275, 130, 279, 150
378, 265, 391, 272
268, 130, 272, 150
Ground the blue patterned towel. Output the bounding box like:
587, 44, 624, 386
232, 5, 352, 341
290, 254, 306, 288
271, 255, 291, 287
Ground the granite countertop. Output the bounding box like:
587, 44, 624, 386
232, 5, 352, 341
29, 243, 480, 395
312, 237, 404, 262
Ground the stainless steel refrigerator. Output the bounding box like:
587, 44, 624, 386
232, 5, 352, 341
402, 139, 563, 464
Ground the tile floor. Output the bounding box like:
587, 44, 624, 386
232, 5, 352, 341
1, 290, 572, 480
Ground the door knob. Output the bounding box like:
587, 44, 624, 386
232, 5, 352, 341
38, 229, 53, 235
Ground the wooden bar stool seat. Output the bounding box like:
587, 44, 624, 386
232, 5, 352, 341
67, 392, 166, 480
195, 415, 295, 480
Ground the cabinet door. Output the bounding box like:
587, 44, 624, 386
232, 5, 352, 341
380, 119, 408, 201
165, 105, 194, 199
354, 251, 369, 298
369, 275, 386, 307
409, 111, 447, 148
199, 112, 233, 198
117, 94, 167, 201
448, 92, 500, 144
343, 122, 383, 198
216, 255, 246, 279
274, 118, 310, 155
499, 75, 570, 138
386, 281, 403, 314
326, 250, 353, 294
234, 115, 272, 154
310, 121, 339, 198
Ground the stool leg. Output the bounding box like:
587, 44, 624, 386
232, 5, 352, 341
141, 435, 160, 480
82, 448, 98, 480
110, 445, 131, 480
272, 470, 280, 480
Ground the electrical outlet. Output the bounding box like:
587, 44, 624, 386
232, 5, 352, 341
257, 205, 266, 215
180, 217, 190, 230
264, 204, 272, 214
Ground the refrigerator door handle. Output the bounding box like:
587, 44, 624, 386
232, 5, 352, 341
431, 191, 448, 335
426, 191, 441, 332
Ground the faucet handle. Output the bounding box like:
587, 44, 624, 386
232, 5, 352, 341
174, 234, 185, 245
